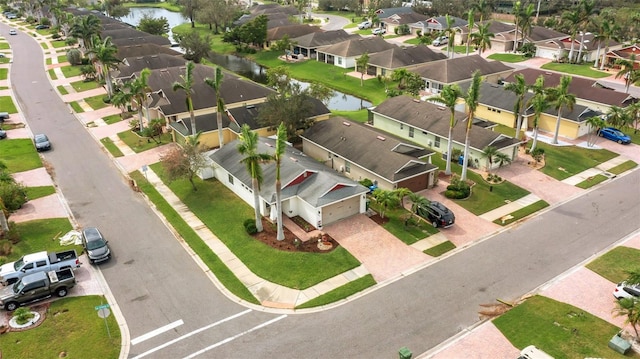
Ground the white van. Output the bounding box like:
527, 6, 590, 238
518, 345, 554, 359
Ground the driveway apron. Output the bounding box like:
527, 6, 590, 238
324, 214, 431, 283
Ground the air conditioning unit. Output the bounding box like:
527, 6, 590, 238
339, 166, 344, 172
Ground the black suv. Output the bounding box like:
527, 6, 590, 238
416, 201, 455, 228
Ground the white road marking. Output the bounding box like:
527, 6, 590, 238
182, 315, 288, 359
131, 309, 252, 359
131, 319, 184, 345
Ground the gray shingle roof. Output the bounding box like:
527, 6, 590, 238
116, 44, 182, 59
375, 7, 417, 19
380, 12, 428, 25
317, 36, 396, 57
115, 54, 187, 79
368, 45, 447, 69
302, 117, 437, 183
410, 55, 514, 84
372, 95, 520, 151
112, 35, 171, 47
267, 24, 323, 41
292, 30, 357, 48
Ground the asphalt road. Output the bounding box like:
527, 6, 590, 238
5, 24, 640, 358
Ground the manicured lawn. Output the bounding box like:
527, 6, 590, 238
493, 295, 626, 359
607, 160, 637, 175
48, 69, 57, 80
70, 79, 100, 92
149, 163, 361, 289
69, 101, 84, 113
0, 96, 17, 113
424, 241, 456, 257
100, 137, 124, 157
540, 62, 611, 79
117, 130, 172, 153
0, 57, 10, 64
0, 42, 9, 50
586, 246, 640, 284
60, 65, 82, 78
57, 55, 68, 64
0, 139, 43, 173
537, 143, 618, 180
25, 186, 56, 200
487, 53, 528, 63
575, 174, 608, 189
130, 170, 259, 303
0, 68, 8, 80
621, 128, 640, 145
331, 109, 369, 123
51, 40, 67, 48
126, 1, 181, 11
3, 218, 83, 263
0, 296, 120, 359
103, 113, 129, 125
57, 85, 69, 95
84, 95, 109, 110
493, 200, 550, 226
40, 42, 49, 50
369, 202, 439, 245
295, 275, 377, 309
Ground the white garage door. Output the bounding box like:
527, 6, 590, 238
322, 196, 361, 226
536, 48, 558, 59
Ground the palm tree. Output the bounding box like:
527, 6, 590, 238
592, 19, 608, 69
172, 61, 197, 136
371, 189, 396, 219
110, 89, 132, 119
126, 68, 152, 131
443, 14, 458, 59
393, 188, 412, 210
576, 0, 596, 63
626, 101, 640, 134
547, 75, 576, 144
461, 71, 482, 181
472, 0, 491, 22
433, 84, 463, 175
585, 116, 605, 147
238, 124, 272, 233
615, 54, 638, 94
71, 14, 101, 50
408, 192, 429, 219
392, 68, 410, 89
273, 122, 286, 241
599, 19, 620, 70
504, 74, 528, 140
465, 10, 475, 56
482, 145, 498, 173
562, 9, 581, 63
512, 1, 521, 53
87, 36, 121, 99
356, 52, 369, 86
470, 22, 494, 55
204, 67, 226, 148
527, 91, 547, 152
606, 106, 630, 129
517, 4, 535, 52
613, 297, 640, 339
494, 152, 512, 170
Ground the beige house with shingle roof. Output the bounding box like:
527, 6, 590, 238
291, 30, 359, 59
367, 45, 447, 77
315, 36, 396, 68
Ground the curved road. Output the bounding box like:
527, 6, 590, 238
5, 24, 640, 358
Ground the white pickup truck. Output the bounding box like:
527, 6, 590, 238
0, 250, 80, 285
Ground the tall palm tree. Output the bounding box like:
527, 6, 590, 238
585, 116, 605, 147
461, 71, 482, 181
626, 101, 640, 134
576, 0, 596, 63
433, 84, 463, 175
71, 14, 101, 50
273, 122, 286, 241
562, 9, 581, 63
482, 145, 498, 173
443, 14, 458, 59
470, 22, 494, 55
527, 91, 547, 152
238, 124, 272, 233
356, 52, 369, 86
465, 9, 475, 56
125, 68, 152, 131
599, 20, 620, 70
472, 0, 491, 22
204, 67, 226, 148
592, 19, 608, 69
606, 106, 629, 129
504, 74, 528, 140
87, 36, 121, 99
512, 1, 521, 53
517, 4, 535, 52
615, 54, 638, 94
172, 61, 197, 136
547, 75, 576, 144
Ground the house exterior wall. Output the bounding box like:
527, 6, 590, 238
321, 195, 362, 227
476, 104, 515, 128
535, 46, 560, 60
537, 113, 581, 139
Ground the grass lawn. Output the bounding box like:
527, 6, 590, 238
57, 55, 68, 64
0, 57, 10, 64
0, 96, 17, 113
575, 174, 608, 189
0, 42, 9, 50
607, 160, 637, 175
172, 23, 237, 54
295, 274, 377, 309
493, 295, 627, 359
424, 241, 456, 257
70, 79, 100, 92
369, 201, 439, 245
25, 186, 56, 200
537, 143, 618, 180
487, 53, 528, 63
48, 69, 57, 80
0, 68, 8, 80
69, 101, 84, 113
493, 200, 549, 226
331, 109, 369, 123
149, 163, 361, 289
103, 113, 128, 125
60, 65, 82, 78
51, 40, 67, 48
586, 246, 640, 284
540, 62, 611, 79
0, 296, 120, 359
84, 95, 109, 110
4, 218, 83, 263
126, 1, 181, 11
621, 128, 640, 145
0, 139, 43, 173
57, 85, 69, 95
117, 130, 172, 153
100, 137, 125, 157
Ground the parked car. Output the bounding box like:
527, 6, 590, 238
518, 345, 554, 359
35, 24, 49, 30
613, 282, 640, 300
0, 129, 6, 139
34, 133, 51, 151
0, 269, 76, 311
372, 27, 386, 35
0, 250, 80, 285
415, 201, 455, 228
432, 36, 448, 46
599, 127, 631, 144
5, 13, 17, 19
8, 29, 16, 35
358, 21, 372, 29
82, 227, 111, 264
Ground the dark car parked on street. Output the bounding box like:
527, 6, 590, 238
416, 201, 455, 228
34, 133, 51, 151
81, 227, 111, 264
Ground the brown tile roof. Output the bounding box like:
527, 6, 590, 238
410, 55, 513, 84
368, 45, 447, 69
317, 36, 396, 57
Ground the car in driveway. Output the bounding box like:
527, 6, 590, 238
8, 29, 16, 35
613, 282, 640, 300
372, 27, 386, 35
82, 227, 111, 264
415, 201, 455, 228
432, 36, 448, 46
35, 24, 49, 30
34, 133, 51, 151
0, 129, 6, 139
598, 127, 631, 144
358, 21, 372, 29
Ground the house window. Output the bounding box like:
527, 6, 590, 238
400, 123, 404, 130
337, 57, 342, 65
409, 127, 414, 138
434, 136, 441, 148
228, 174, 234, 185
345, 162, 351, 173
381, 68, 386, 76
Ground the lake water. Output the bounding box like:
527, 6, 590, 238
120, 8, 372, 111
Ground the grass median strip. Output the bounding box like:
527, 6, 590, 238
607, 160, 638, 175
100, 137, 124, 157
493, 200, 550, 226
575, 174, 608, 189
424, 241, 456, 257
586, 246, 640, 284
295, 275, 376, 309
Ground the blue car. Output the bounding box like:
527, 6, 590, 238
599, 127, 631, 144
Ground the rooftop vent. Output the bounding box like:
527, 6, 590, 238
342, 121, 351, 126
246, 105, 255, 109
412, 99, 421, 103
437, 107, 445, 111
376, 135, 386, 141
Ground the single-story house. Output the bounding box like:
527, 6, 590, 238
410, 55, 514, 95
370, 95, 520, 171
302, 117, 438, 192
266, 24, 323, 48
115, 44, 182, 59
378, 11, 428, 35
367, 45, 447, 77
209, 137, 369, 230
113, 53, 187, 81
534, 32, 622, 62
457, 22, 566, 53
315, 36, 396, 69
291, 30, 359, 59
409, 16, 467, 37
602, 44, 640, 69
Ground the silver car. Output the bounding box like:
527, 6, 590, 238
82, 227, 111, 264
